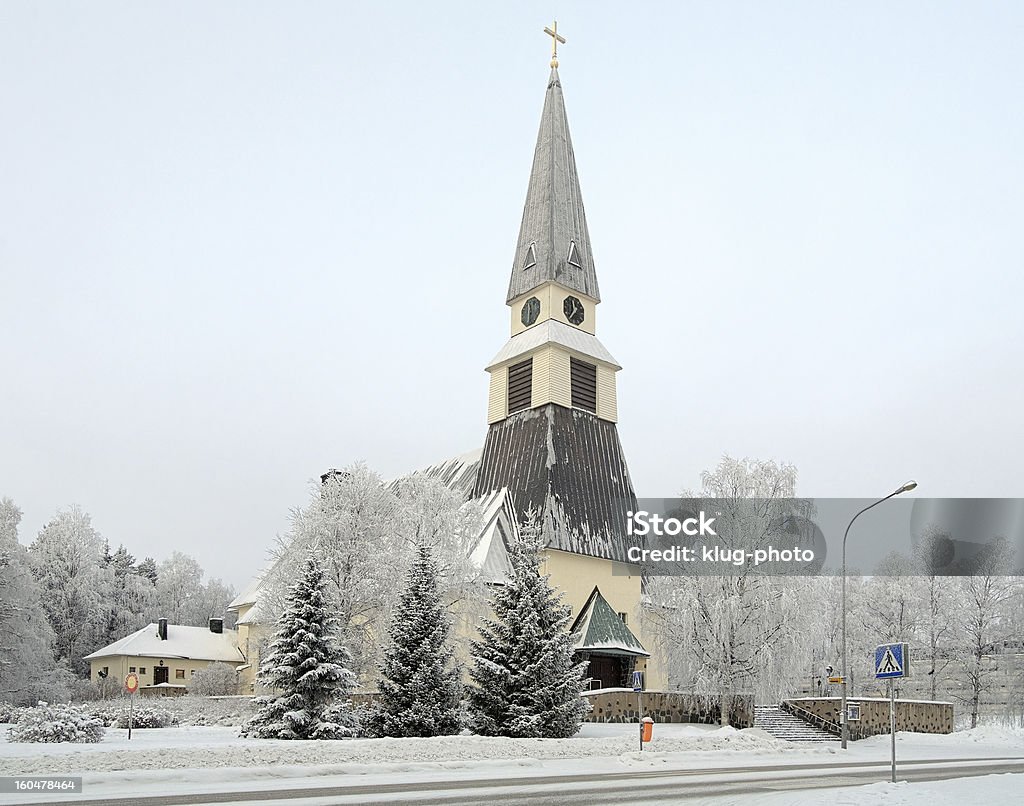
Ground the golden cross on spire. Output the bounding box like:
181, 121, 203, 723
543, 21, 566, 68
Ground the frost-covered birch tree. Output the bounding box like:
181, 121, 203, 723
647, 457, 812, 720
912, 530, 958, 701
264, 464, 482, 681
955, 536, 1016, 728
28, 506, 113, 673
151, 552, 235, 627
0, 498, 63, 704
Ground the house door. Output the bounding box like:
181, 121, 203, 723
153, 666, 168, 685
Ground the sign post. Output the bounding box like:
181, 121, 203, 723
124, 673, 139, 740
874, 642, 909, 784
632, 671, 644, 752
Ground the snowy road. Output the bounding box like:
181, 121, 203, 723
11, 758, 1024, 805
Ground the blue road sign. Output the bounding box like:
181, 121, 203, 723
632, 671, 643, 692
875, 642, 909, 680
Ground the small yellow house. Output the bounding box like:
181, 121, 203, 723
84, 618, 245, 695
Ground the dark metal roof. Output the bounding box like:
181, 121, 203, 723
507, 68, 600, 304
472, 404, 637, 562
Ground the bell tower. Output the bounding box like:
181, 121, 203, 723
474, 52, 637, 566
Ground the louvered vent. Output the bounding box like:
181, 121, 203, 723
570, 357, 597, 412
507, 358, 533, 413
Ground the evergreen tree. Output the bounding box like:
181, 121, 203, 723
242, 549, 357, 739
368, 545, 461, 737
467, 518, 588, 738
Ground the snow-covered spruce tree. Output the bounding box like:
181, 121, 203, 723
367, 544, 462, 737
467, 517, 588, 738
242, 549, 357, 739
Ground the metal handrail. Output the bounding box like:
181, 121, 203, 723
780, 700, 842, 736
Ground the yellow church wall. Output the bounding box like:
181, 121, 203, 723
487, 366, 508, 423
540, 549, 666, 690
509, 282, 597, 336
234, 621, 261, 693
596, 365, 618, 422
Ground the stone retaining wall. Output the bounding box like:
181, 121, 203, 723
584, 690, 753, 728
786, 697, 953, 739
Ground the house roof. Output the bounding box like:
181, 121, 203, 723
570, 586, 649, 657
507, 68, 600, 304
84, 623, 245, 663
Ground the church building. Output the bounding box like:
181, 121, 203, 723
231, 35, 664, 693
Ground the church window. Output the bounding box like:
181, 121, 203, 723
567, 239, 583, 268
175, 669, 185, 680
129, 666, 136, 673
139, 667, 147, 675
618, 612, 628, 624
570, 357, 597, 412
522, 242, 537, 270
507, 358, 533, 413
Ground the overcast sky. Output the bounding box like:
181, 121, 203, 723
2, 2, 1022, 590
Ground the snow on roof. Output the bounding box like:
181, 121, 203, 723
465, 488, 514, 583
486, 320, 620, 370
569, 587, 649, 657
228, 570, 267, 611
84, 623, 244, 663
403, 448, 483, 499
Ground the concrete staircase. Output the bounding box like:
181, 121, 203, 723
753, 704, 840, 742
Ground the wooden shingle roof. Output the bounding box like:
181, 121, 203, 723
507, 68, 600, 304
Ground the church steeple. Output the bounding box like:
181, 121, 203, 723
473, 30, 637, 567
507, 67, 600, 305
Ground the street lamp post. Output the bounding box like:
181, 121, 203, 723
840, 480, 917, 750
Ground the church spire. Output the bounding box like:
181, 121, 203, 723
507, 66, 600, 304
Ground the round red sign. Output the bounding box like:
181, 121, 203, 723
125, 673, 139, 693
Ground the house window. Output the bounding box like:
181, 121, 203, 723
129, 666, 136, 673
175, 669, 185, 680
139, 667, 147, 675
570, 357, 597, 412
507, 358, 533, 413
190, 670, 196, 676
618, 612, 628, 625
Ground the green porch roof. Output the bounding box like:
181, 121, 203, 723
569, 586, 649, 657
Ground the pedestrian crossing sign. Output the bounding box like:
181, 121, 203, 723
875, 642, 910, 680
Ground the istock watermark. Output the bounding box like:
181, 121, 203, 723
613, 498, 1024, 577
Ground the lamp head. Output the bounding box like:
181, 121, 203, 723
896, 480, 918, 494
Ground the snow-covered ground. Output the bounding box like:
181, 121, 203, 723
1, 722, 1022, 804
747, 775, 1023, 805
0, 723, 795, 773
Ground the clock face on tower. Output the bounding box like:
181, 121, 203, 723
563, 295, 585, 326
521, 296, 541, 326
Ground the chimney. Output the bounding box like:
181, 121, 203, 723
158, 618, 168, 641
208, 617, 224, 634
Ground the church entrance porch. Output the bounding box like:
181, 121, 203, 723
580, 652, 635, 690
569, 586, 649, 690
